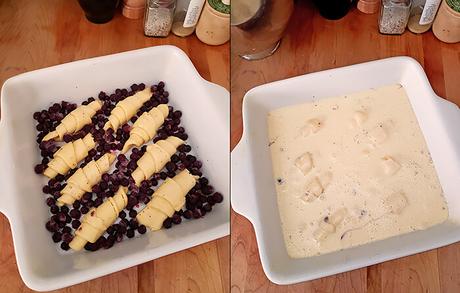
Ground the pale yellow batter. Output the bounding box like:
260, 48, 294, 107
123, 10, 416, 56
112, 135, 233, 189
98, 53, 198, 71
267, 84, 448, 258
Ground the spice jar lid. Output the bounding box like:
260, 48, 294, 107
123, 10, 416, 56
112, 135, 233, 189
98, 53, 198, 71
390, 0, 411, 5
156, 0, 176, 5
122, 0, 146, 19
123, 0, 146, 8
357, 0, 380, 14
122, 4, 145, 19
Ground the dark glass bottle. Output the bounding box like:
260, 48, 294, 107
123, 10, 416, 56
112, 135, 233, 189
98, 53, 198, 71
313, 0, 354, 20
78, 0, 120, 24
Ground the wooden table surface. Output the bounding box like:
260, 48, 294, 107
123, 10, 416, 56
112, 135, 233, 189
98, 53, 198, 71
0, 0, 229, 292
231, 1, 460, 293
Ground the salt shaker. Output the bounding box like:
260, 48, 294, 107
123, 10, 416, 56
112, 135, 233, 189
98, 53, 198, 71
144, 0, 177, 37
379, 0, 412, 34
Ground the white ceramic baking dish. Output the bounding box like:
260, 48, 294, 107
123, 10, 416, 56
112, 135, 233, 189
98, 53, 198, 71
231, 56, 460, 285
0, 46, 229, 291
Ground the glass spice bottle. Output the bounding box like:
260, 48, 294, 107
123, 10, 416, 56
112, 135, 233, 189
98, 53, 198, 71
379, 0, 412, 34
172, 0, 206, 37
408, 3, 432, 33
144, 0, 177, 37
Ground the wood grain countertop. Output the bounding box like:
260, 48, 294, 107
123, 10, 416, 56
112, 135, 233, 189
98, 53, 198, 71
0, 0, 229, 292
231, 1, 460, 292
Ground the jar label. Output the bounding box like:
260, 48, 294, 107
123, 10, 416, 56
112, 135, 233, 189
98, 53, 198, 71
184, 0, 206, 28
420, 0, 442, 25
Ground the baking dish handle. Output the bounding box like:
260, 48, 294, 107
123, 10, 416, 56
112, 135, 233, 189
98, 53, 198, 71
231, 136, 258, 222
0, 119, 12, 219
201, 80, 230, 126
436, 96, 460, 153
202, 80, 229, 101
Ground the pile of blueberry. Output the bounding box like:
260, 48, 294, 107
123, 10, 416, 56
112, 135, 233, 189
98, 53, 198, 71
34, 82, 223, 252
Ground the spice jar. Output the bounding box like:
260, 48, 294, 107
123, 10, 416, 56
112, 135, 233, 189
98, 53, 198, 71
408, 3, 432, 33
172, 0, 206, 37
379, 0, 412, 34
123, 0, 146, 19
195, 0, 230, 45
144, 0, 177, 37
433, 0, 460, 43
358, 0, 381, 14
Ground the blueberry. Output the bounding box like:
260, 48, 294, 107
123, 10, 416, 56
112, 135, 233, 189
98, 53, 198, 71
70, 209, 81, 219
212, 192, 223, 203
50, 205, 59, 214
71, 219, 81, 229
81, 206, 89, 214
192, 209, 202, 219
129, 209, 137, 218
129, 218, 138, 229
137, 225, 147, 234
131, 83, 139, 92
46, 197, 55, 207
60, 242, 70, 251
126, 229, 135, 238
52, 232, 62, 243
34, 164, 45, 174
163, 218, 172, 229
42, 185, 51, 194
172, 214, 182, 224
45, 220, 58, 232
61, 232, 72, 243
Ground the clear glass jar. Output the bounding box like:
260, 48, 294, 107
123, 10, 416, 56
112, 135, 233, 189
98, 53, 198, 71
172, 0, 206, 37
231, 0, 294, 60
379, 0, 412, 34
172, 6, 192, 37
144, 0, 177, 37
408, 4, 432, 33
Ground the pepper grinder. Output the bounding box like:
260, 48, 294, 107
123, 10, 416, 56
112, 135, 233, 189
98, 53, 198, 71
357, 0, 381, 14
122, 0, 146, 19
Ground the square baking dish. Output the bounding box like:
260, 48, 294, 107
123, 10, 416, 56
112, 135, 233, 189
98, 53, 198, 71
0, 46, 229, 291
231, 56, 460, 285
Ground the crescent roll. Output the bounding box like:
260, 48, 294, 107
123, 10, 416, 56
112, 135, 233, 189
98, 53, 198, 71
104, 88, 152, 131
131, 136, 184, 186
69, 187, 128, 251
43, 134, 95, 179
43, 100, 102, 141
57, 153, 116, 206
121, 104, 169, 154
136, 170, 197, 230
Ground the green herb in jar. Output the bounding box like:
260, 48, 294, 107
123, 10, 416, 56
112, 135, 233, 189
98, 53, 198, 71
208, 0, 230, 14
447, 0, 460, 12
